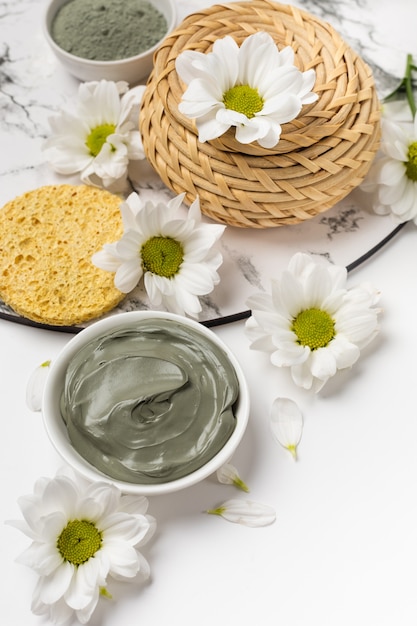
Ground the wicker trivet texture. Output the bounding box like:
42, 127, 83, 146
140, 0, 381, 228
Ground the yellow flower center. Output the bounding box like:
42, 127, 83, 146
223, 85, 264, 118
141, 236, 184, 278
292, 308, 335, 350
86, 123, 117, 156
57, 519, 102, 566
406, 141, 417, 181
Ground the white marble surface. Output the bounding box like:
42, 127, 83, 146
1, 1, 417, 625
0, 0, 412, 327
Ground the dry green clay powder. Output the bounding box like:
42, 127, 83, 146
51, 0, 168, 61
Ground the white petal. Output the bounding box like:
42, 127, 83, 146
239, 32, 280, 86
79, 80, 121, 126
91, 245, 121, 272
176, 263, 216, 295
275, 271, 304, 318
336, 306, 379, 344
162, 283, 202, 318
38, 561, 75, 604
235, 116, 280, 147
391, 179, 417, 218
266, 96, 303, 126
65, 558, 101, 610
32, 585, 74, 623
207, 499, 276, 527
187, 195, 202, 222
379, 158, 407, 185
102, 512, 152, 545
75, 588, 100, 625
270, 341, 309, 367
175, 50, 207, 84
143, 272, 164, 305
40, 476, 79, 519
102, 541, 140, 578
216, 463, 250, 492
309, 346, 338, 380
26, 360, 51, 412
16, 540, 62, 575
118, 495, 150, 516
211, 35, 240, 88
270, 397, 303, 460
327, 335, 361, 369
179, 78, 224, 117
291, 361, 315, 390
118, 84, 145, 126
114, 259, 143, 293
196, 110, 231, 143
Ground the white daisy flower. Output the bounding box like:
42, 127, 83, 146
175, 31, 318, 149
245, 253, 381, 392
92, 191, 226, 318
7, 468, 155, 626
43, 80, 145, 191
361, 114, 417, 223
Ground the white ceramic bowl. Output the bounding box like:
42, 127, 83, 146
42, 311, 250, 496
43, 0, 177, 84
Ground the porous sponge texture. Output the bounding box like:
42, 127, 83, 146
0, 184, 125, 325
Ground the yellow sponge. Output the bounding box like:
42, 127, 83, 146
0, 184, 125, 326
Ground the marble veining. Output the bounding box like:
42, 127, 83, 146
319, 206, 364, 240
0, 0, 415, 328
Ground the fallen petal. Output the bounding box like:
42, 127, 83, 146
270, 397, 303, 460
216, 463, 250, 492
207, 499, 276, 527
26, 360, 51, 412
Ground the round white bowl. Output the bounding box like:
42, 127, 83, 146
42, 311, 250, 496
43, 0, 177, 84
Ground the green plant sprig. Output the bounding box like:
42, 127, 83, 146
384, 53, 417, 118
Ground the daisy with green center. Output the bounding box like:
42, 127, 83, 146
361, 53, 417, 222
92, 191, 226, 318
175, 31, 318, 148
245, 253, 381, 392
43, 80, 145, 191
361, 113, 417, 223
7, 468, 155, 625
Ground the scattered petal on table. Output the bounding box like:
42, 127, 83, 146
270, 397, 303, 460
25, 360, 51, 412
207, 499, 276, 527
216, 463, 250, 492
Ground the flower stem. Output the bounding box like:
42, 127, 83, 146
384, 53, 417, 118
404, 54, 417, 118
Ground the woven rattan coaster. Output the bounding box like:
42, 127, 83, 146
140, 0, 381, 228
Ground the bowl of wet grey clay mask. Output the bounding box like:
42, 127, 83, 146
43, 0, 176, 84
42, 311, 250, 495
